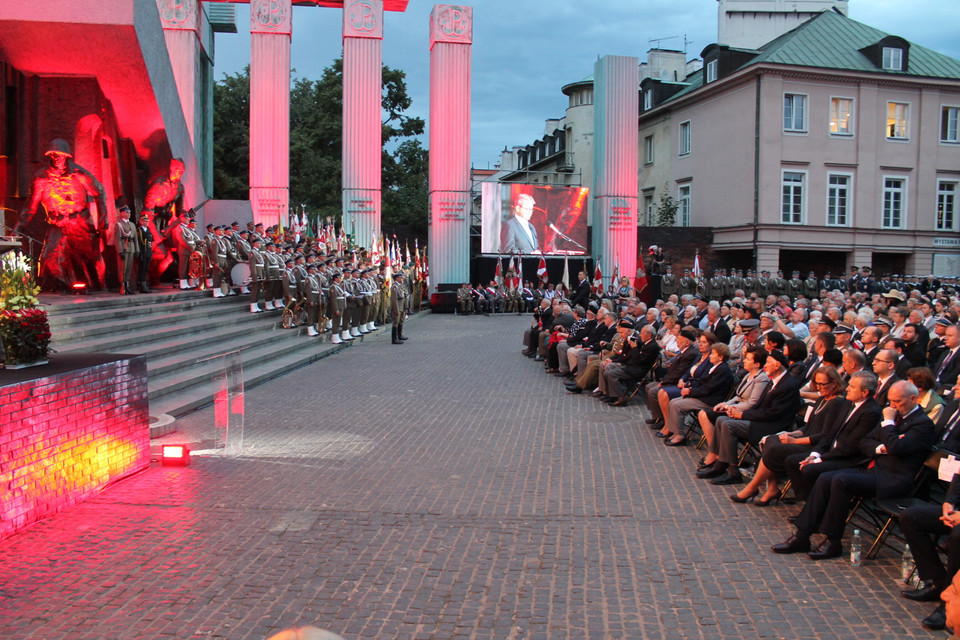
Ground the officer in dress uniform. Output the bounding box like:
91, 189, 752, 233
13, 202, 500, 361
172, 216, 201, 290
206, 226, 230, 298
708, 270, 725, 301
328, 270, 349, 344
858, 266, 875, 294
660, 265, 677, 299
757, 269, 772, 298
233, 229, 252, 294
281, 258, 298, 308
802, 270, 818, 299
304, 264, 322, 336
135, 214, 154, 294
265, 243, 283, 310
772, 269, 787, 297
742, 269, 759, 296
391, 271, 409, 344
788, 270, 803, 301
248, 238, 266, 313
116, 204, 137, 295
678, 268, 694, 297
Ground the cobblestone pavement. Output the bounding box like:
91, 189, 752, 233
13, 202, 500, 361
0, 313, 948, 639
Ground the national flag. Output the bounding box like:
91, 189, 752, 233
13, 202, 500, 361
693, 252, 703, 281
635, 265, 648, 294
517, 253, 524, 286
423, 253, 429, 288
592, 262, 603, 295
537, 256, 547, 282
562, 255, 570, 289
610, 260, 619, 291
414, 240, 423, 282
495, 255, 503, 285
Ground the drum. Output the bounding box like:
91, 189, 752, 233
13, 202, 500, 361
231, 262, 252, 286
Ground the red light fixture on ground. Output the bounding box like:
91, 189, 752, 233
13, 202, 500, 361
70, 282, 87, 295
160, 444, 190, 466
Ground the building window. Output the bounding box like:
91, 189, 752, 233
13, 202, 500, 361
829, 97, 853, 136
783, 94, 807, 133
644, 135, 654, 164
882, 47, 904, 71
882, 177, 906, 228
886, 102, 909, 139
942, 106, 960, 143
826, 174, 852, 226
643, 193, 655, 226
705, 59, 717, 83
679, 121, 691, 156
938, 180, 957, 231
643, 89, 653, 111
781, 171, 805, 224
678, 185, 691, 227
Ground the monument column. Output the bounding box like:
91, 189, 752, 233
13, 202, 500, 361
592, 55, 639, 283
157, 0, 200, 146
427, 5, 472, 290
342, 0, 383, 249
249, 0, 292, 229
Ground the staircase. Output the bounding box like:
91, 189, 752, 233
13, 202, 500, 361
40, 288, 361, 427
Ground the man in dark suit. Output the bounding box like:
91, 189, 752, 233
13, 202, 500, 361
643, 327, 701, 426
784, 371, 884, 501
772, 380, 936, 560
704, 303, 732, 344
598, 323, 660, 405
569, 270, 592, 310
871, 348, 901, 406
500, 193, 539, 254
933, 325, 960, 392
701, 350, 802, 484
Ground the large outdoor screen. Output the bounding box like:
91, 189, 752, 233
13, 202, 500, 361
480, 183, 589, 255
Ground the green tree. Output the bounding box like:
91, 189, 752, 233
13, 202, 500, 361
655, 183, 678, 227
212, 59, 428, 232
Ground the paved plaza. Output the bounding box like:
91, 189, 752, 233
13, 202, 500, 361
0, 313, 947, 639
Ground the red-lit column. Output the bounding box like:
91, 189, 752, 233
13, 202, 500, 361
592, 55, 639, 284
342, 0, 383, 250
249, 0, 292, 229
428, 5, 472, 290
157, 0, 200, 145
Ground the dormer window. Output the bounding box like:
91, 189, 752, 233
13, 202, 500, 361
882, 47, 903, 71
705, 59, 718, 83
643, 89, 654, 111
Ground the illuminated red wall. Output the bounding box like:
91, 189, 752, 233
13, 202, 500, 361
0, 355, 151, 540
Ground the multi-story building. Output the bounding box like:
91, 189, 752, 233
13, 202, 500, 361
639, 8, 960, 276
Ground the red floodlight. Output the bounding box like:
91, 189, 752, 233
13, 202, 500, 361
161, 444, 191, 466
70, 282, 87, 295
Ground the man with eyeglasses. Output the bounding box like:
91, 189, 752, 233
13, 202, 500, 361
871, 348, 901, 407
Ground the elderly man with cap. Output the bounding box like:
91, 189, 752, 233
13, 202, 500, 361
699, 349, 802, 485
596, 322, 660, 406
391, 271, 409, 344
115, 203, 137, 295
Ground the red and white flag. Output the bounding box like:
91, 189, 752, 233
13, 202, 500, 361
592, 263, 603, 295
537, 257, 547, 281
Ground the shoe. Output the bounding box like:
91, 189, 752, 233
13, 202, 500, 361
545, 368, 559, 374
903, 580, 943, 602
711, 471, 744, 485
808, 539, 842, 560
665, 437, 687, 447
771, 535, 811, 555
654, 431, 672, 439
534, 355, 545, 361
730, 490, 758, 504
644, 417, 659, 424
591, 391, 606, 399
647, 419, 664, 429
754, 496, 776, 507
697, 463, 727, 479
609, 397, 630, 407
697, 457, 715, 470
567, 386, 583, 394
787, 515, 799, 525
922, 603, 947, 631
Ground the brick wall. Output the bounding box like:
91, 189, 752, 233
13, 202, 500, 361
0, 355, 151, 540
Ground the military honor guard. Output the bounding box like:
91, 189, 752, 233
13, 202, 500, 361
391, 271, 409, 344
116, 204, 137, 295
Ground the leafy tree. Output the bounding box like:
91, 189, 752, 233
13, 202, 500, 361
212, 58, 428, 232
656, 183, 678, 227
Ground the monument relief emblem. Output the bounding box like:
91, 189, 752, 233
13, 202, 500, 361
437, 6, 470, 39
346, 0, 379, 34
252, 0, 288, 30
158, 0, 194, 27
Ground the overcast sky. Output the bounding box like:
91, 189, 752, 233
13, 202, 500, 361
212, 0, 960, 168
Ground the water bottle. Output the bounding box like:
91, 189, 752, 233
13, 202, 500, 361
850, 529, 861, 567
902, 544, 914, 582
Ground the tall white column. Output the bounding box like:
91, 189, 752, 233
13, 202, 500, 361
592, 55, 638, 283
157, 0, 199, 146
249, 0, 291, 229
428, 5, 472, 290
342, 0, 383, 249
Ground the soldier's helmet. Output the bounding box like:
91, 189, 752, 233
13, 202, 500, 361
45, 138, 73, 157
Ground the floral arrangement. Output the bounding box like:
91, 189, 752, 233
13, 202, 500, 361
0, 251, 50, 366
0, 251, 40, 311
